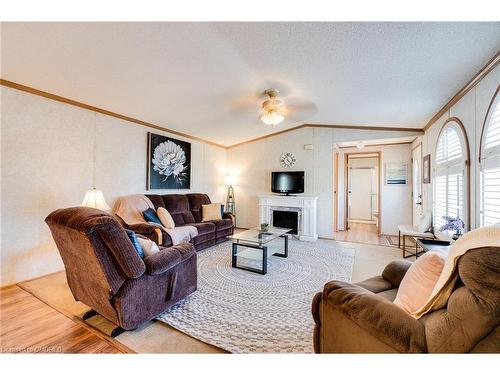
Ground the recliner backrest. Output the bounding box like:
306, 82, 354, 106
159, 194, 196, 225
422, 246, 500, 352
186, 193, 211, 223
45, 207, 146, 321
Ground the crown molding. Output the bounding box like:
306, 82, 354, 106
305, 123, 424, 132
337, 140, 416, 149
423, 51, 500, 132
227, 124, 423, 149
0, 78, 227, 149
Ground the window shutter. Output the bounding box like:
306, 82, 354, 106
433, 122, 467, 229
481, 152, 500, 227
484, 102, 500, 150
481, 98, 500, 227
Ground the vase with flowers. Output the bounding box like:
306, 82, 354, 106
440, 215, 465, 241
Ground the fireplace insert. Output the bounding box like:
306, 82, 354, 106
272, 210, 298, 234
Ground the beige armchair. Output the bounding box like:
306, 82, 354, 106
397, 211, 434, 258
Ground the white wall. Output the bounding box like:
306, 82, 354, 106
420, 64, 500, 230
0, 86, 227, 286
337, 144, 413, 234
227, 127, 420, 238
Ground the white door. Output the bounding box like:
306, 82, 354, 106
412, 144, 423, 225
349, 168, 373, 221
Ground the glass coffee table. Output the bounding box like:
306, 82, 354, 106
228, 227, 292, 275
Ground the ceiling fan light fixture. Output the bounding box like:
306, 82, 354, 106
260, 88, 286, 126
260, 111, 285, 126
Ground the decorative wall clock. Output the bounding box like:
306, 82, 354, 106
280, 152, 296, 168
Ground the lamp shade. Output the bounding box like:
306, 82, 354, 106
81, 188, 111, 211
225, 175, 237, 186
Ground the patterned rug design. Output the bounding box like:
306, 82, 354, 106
157, 239, 355, 353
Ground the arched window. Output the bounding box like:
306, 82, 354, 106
480, 88, 500, 227
433, 119, 469, 230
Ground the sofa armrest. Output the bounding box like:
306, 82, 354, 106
381, 260, 412, 287
222, 212, 235, 224
317, 281, 426, 353
127, 223, 167, 246
143, 243, 196, 275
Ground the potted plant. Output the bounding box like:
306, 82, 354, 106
440, 216, 465, 241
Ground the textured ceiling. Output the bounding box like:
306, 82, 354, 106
1, 22, 499, 146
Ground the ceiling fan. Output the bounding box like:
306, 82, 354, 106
256, 87, 317, 127
229, 84, 318, 126
260, 88, 287, 126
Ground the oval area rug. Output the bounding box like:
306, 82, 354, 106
157, 238, 354, 353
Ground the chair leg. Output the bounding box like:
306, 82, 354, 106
82, 309, 98, 320
402, 235, 406, 258
110, 327, 126, 338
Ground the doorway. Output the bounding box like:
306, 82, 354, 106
333, 152, 382, 244
346, 153, 380, 231
411, 144, 423, 226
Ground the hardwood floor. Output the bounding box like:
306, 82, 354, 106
333, 222, 391, 246
0, 285, 127, 354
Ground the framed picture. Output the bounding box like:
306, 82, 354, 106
385, 162, 407, 185
147, 132, 191, 189
423, 154, 431, 184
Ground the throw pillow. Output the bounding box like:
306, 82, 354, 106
125, 229, 145, 259
157, 207, 175, 229
393, 250, 447, 315
202, 203, 222, 222
137, 237, 160, 258
142, 208, 162, 225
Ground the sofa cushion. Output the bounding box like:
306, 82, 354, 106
192, 232, 216, 245
209, 218, 234, 231
186, 193, 211, 222
145, 194, 166, 210
184, 222, 216, 235
378, 288, 398, 302
161, 194, 195, 225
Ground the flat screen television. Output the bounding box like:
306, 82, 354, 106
271, 171, 304, 195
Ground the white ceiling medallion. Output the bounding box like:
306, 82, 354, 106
280, 152, 296, 168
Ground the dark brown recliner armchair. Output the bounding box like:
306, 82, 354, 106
312, 246, 500, 353
45, 207, 197, 333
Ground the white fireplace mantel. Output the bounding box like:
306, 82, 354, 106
258, 194, 318, 241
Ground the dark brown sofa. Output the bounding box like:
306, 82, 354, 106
312, 247, 500, 353
127, 193, 234, 251
46, 207, 197, 331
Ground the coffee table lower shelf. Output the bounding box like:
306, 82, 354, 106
231, 235, 288, 275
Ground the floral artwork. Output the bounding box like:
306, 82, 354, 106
148, 132, 191, 189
